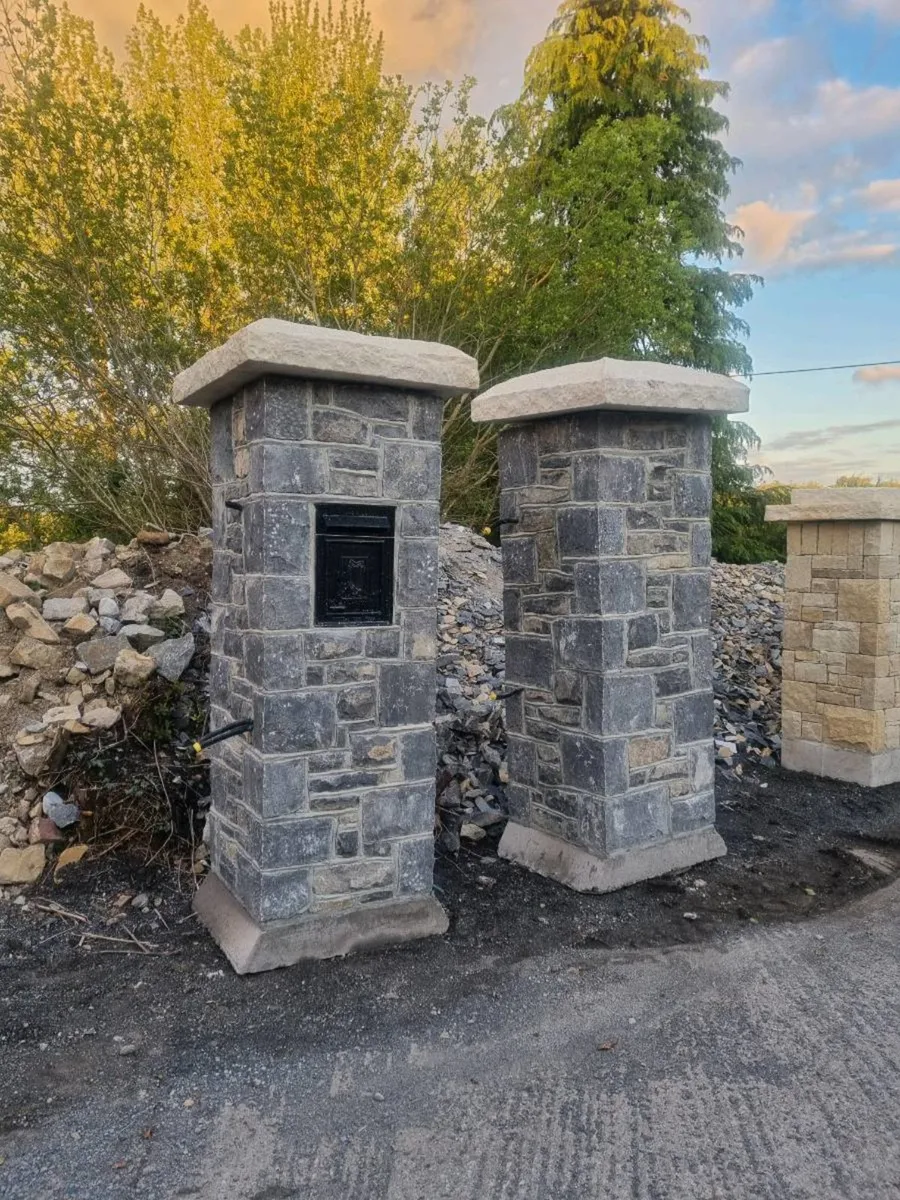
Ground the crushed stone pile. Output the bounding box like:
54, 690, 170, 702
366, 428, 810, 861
711, 561, 784, 771
435, 526, 506, 850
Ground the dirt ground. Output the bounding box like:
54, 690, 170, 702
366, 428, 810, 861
2, 759, 900, 1145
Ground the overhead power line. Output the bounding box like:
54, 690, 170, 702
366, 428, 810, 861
732, 358, 900, 379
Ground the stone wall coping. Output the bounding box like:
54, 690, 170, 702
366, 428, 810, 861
470, 358, 749, 423
174, 319, 480, 408
765, 488, 900, 523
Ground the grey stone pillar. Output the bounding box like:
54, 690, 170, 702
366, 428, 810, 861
175, 320, 478, 972
472, 359, 749, 892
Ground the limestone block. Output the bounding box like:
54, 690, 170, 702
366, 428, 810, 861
824, 707, 886, 753
783, 710, 803, 739
9, 637, 68, 675
785, 556, 812, 592
62, 613, 98, 642
783, 620, 813, 651
89, 568, 133, 590
837, 578, 891, 625
811, 624, 860, 655
794, 661, 827, 684
114, 648, 157, 687
77, 635, 131, 674
801, 524, 819, 555
41, 597, 89, 622
783, 680, 818, 716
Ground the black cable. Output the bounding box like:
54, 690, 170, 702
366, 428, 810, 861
733, 358, 900, 379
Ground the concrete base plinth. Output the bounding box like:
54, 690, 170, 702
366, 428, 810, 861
194, 873, 449, 974
498, 822, 726, 894
783, 738, 900, 788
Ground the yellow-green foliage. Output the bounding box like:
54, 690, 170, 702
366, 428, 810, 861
0, 0, 757, 541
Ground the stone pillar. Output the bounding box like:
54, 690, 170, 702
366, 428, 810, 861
175, 319, 478, 972
765, 488, 900, 786
472, 359, 749, 892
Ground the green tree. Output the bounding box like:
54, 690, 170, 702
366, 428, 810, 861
502, 0, 755, 376
0, 0, 766, 548
460, 0, 763, 547
0, 0, 494, 537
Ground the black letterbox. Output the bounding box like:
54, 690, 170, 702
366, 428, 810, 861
315, 505, 395, 626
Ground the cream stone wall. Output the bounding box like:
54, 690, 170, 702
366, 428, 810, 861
779, 519, 900, 785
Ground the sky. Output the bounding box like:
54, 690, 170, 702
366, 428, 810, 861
69, 0, 900, 484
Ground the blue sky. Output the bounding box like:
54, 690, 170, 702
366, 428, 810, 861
78, 0, 900, 482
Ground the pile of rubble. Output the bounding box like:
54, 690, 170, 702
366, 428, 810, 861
0, 533, 209, 884
435, 526, 507, 850
711, 561, 784, 769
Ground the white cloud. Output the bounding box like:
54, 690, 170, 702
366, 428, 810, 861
731, 79, 900, 165
783, 233, 898, 272
858, 179, 900, 211
753, 418, 900, 482
731, 37, 796, 82
731, 200, 897, 274
842, 0, 900, 20
854, 364, 900, 384
732, 200, 816, 267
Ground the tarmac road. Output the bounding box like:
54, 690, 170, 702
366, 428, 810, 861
4, 878, 900, 1199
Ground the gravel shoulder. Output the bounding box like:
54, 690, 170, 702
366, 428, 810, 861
2, 761, 900, 1131
2, 763, 900, 1198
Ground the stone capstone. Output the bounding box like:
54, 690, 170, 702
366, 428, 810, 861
472, 358, 749, 424
174, 318, 480, 409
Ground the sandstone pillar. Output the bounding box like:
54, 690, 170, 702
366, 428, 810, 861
175, 319, 478, 971
766, 488, 900, 786
472, 359, 749, 892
